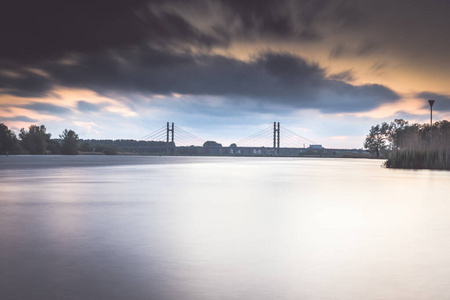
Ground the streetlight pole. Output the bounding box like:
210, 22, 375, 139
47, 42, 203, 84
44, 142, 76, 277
428, 100, 435, 144
428, 100, 435, 127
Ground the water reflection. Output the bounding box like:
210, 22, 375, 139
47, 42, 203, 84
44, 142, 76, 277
1, 156, 450, 299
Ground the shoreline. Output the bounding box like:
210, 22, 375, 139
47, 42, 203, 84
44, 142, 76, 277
0, 155, 380, 171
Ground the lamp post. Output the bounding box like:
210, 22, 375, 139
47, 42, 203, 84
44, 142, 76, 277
428, 100, 435, 144
428, 100, 435, 127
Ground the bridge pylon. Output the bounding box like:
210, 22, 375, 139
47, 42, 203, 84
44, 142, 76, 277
273, 122, 280, 155
167, 122, 174, 154
166, 122, 174, 143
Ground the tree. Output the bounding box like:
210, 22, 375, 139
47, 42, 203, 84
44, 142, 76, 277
79, 142, 92, 152
387, 119, 409, 149
60, 129, 79, 155
203, 141, 222, 148
363, 122, 390, 157
0, 123, 19, 154
203, 141, 222, 155
93, 144, 117, 155
19, 125, 51, 154
47, 139, 61, 154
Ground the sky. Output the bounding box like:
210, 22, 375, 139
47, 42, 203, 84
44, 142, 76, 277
1, 0, 449, 148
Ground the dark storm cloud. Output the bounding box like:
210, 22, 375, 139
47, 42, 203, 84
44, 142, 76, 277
327, 0, 450, 61
77, 101, 103, 113
218, 0, 302, 38
318, 81, 398, 113
417, 92, 450, 112
2, 0, 449, 65
21, 103, 71, 114
0, 0, 227, 64
216, 0, 365, 41
0, 70, 53, 98
0, 0, 369, 67
3, 0, 448, 116
40, 48, 398, 113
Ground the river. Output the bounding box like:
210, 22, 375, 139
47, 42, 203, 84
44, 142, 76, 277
1, 155, 449, 299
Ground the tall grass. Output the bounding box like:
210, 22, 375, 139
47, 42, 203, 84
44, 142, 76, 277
385, 149, 450, 169
385, 120, 450, 170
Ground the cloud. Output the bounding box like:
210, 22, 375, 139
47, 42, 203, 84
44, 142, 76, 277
3, 0, 449, 68
370, 61, 388, 72
330, 1, 450, 67
0, 47, 402, 114
416, 92, 450, 111
329, 44, 347, 59
328, 69, 355, 82
4, 0, 448, 119
0, 0, 228, 65
1, 115, 39, 123
355, 41, 380, 56
1, 1, 448, 86
77, 101, 102, 113
218, 0, 307, 39
215, 0, 367, 41
0, 69, 53, 97
35, 48, 398, 113
20, 103, 72, 114
1, 0, 371, 67
329, 41, 380, 59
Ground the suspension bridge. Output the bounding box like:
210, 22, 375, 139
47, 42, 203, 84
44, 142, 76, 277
139, 122, 321, 156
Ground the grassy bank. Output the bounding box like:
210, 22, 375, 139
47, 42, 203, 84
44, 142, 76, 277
385, 149, 450, 170
363, 119, 450, 170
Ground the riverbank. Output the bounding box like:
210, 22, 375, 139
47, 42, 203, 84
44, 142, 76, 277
3, 150, 372, 159
385, 149, 450, 170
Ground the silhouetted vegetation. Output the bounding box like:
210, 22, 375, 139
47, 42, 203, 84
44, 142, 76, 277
364, 119, 450, 169
79, 139, 174, 155
79, 142, 92, 152
19, 125, 52, 154
60, 129, 79, 155
363, 119, 409, 158
203, 141, 222, 155
92, 144, 118, 155
0, 123, 19, 154
2, 124, 176, 155
47, 139, 61, 154
1, 124, 81, 155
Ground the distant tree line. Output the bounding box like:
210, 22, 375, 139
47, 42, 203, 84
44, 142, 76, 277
0, 123, 177, 156
78, 139, 175, 155
0, 123, 79, 155
0, 123, 19, 154
364, 119, 450, 169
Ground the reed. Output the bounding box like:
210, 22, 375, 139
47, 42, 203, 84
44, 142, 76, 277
385, 120, 450, 170
385, 149, 450, 169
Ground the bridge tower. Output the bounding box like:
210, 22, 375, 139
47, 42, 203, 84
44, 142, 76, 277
166, 122, 174, 143
166, 122, 174, 154
273, 122, 280, 155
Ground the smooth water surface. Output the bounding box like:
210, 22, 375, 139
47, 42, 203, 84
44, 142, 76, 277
1, 156, 450, 299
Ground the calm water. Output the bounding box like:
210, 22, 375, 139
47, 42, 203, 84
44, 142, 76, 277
1, 155, 450, 300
